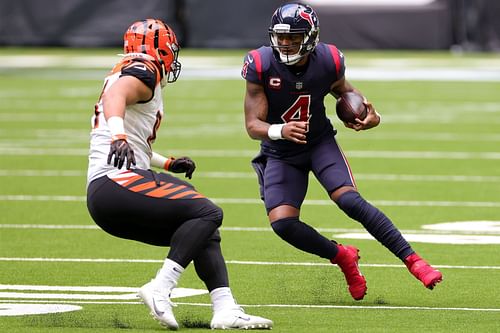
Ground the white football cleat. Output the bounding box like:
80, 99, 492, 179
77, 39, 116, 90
138, 281, 179, 330
210, 307, 273, 330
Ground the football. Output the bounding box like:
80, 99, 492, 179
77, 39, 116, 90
335, 91, 368, 124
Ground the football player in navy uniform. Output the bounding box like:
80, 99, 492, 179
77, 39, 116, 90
87, 19, 272, 330
242, 3, 442, 301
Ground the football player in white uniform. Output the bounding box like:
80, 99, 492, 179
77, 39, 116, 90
86, 19, 272, 330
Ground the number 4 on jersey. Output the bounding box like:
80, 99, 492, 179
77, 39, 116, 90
281, 95, 311, 130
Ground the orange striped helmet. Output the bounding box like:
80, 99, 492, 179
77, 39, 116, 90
123, 19, 181, 83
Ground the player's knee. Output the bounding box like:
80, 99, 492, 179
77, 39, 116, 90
209, 229, 221, 242
335, 190, 365, 219
271, 217, 298, 237
204, 202, 224, 228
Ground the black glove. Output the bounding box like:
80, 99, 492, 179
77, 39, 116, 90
169, 156, 196, 179
107, 139, 136, 169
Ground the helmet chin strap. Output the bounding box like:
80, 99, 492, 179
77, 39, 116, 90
279, 52, 303, 65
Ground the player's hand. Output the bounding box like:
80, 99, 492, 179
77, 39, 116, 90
169, 156, 196, 179
107, 139, 136, 169
345, 102, 380, 131
282, 121, 308, 144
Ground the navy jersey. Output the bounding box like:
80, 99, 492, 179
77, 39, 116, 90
242, 42, 345, 158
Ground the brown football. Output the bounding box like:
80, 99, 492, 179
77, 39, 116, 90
335, 91, 368, 124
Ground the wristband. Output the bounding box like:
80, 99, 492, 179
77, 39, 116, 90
268, 124, 284, 140
164, 157, 175, 171
110, 134, 127, 142
151, 152, 175, 170
107, 116, 126, 137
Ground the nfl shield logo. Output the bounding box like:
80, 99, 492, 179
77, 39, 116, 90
295, 82, 303, 90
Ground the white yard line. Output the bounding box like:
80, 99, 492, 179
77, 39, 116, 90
1, 169, 500, 183
0, 257, 498, 270
0, 195, 499, 208
1, 299, 498, 313
2, 224, 500, 235
1, 147, 500, 159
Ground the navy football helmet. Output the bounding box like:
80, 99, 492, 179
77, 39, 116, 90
268, 3, 320, 65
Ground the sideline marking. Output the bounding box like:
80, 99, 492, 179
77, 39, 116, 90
1, 54, 500, 82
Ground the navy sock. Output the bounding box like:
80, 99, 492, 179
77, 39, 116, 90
336, 191, 413, 260
271, 217, 338, 260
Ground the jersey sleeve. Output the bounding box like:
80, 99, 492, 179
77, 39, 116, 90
120, 60, 160, 93
241, 50, 263, 84
326, 44, 346, 80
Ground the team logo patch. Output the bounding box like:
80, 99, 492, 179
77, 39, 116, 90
295, 81, 303, 90
269, 77, 281, 89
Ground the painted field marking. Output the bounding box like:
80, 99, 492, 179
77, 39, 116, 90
1, 169, 500, 183
334, 233, 500, 244
1, 300, 498, 314
1, 195, 499, 208
0, 285, 207, 300
0, 257, 497, 270
0, 303, 81, 316
1, 147, 500, 159
1, 221, 500, 245
0, 292, 138, 300
177, 302, 500, 313
0, 285, 207, 316
2, 223, 500, 235
333, 221, 500, 244
423, 221, 500, 232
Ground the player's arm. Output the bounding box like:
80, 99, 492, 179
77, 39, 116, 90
244, 81, 307, 144
331, 77, 381, 131
151, 152, 196, 179
102, 75, 153, 119
102, 75, 152, 169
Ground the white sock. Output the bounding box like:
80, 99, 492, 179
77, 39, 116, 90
210, 287, 238, 313
153, 258, 184, 291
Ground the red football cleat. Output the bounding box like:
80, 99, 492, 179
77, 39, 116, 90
331, 245, 367, 300
404, 253, 443, 289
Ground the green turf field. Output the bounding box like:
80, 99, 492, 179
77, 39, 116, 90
0, 48, 499, 332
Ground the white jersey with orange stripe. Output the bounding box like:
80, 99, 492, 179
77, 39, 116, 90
87, 57, 164, 187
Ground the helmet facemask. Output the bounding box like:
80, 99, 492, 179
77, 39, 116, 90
157, 43, 181, 86
269, 25, 318, 65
